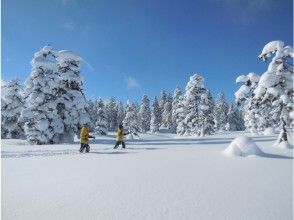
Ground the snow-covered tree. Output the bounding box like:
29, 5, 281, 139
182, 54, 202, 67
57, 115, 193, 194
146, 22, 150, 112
56, 49, 91, 142
1, 79, 24, 139
86, 100, 97, 131
123, 101, 140, 139
159, 90, 167, 125
171, 86, 182, 133
162, 94, 173, 129
214, 92, 229, 132
150, 97, 161, 133
116, 101, 125, 126
106, 97, 118, 131
225, 103, 245, 131
199, 90, 215, 136
19, 46, 64, 144
175, 95, 187, 135
94, 98, 107, 135
255, 40, 293, 146
235, 72, 261, 133
182, 74, 206, 135
138, 94, 151, 132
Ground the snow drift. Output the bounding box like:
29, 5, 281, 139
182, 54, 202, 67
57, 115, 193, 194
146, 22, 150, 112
224, 136, 264, 157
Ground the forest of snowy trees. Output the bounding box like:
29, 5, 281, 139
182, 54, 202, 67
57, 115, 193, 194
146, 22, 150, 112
1, 40, 293, 145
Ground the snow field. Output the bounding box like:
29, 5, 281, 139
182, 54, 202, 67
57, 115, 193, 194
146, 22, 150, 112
2, 131, 293, 220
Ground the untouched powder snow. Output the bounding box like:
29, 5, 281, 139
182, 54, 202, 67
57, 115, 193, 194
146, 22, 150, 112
2, 131, 293, 220
224, 136, 264, 157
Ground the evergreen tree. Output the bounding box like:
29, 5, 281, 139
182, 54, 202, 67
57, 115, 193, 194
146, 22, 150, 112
182, 74, 206, 135
150, 97, 161, 133
117, 101, 125, 126
175, 95, 187, 135
106, 97, 118, 131
56, 49, 91, 142
123, 101, 140, 139
214, 92, 229, 132
226, 103, 245, 131
139, 94, 151, 132
159, 90, 167, 126
255, 40, 293, 145
235, 72, 261, 133
94, 98, 108, 135
86, 100, 97, 131
199, 90, 215, 136
1, 80, 24, 139
171, 86, 182, 133
162, 93, 173, 129
20, 46, 64, 144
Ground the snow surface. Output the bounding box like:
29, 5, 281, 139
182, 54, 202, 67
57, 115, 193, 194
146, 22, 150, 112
2, 131, 293, 220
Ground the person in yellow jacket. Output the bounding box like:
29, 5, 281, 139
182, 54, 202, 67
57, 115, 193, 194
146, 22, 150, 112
113, 124, 128, 149
80, 125, 95, 153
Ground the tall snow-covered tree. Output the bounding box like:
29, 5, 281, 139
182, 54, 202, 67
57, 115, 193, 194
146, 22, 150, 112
214, 92, 229, 132
199, 90, 215, 136
139, 94, 151, 132
175, 95, 187, 135
171, 86, 182, 133
56, 49, 91, 142
235, 72, 261, 133
20, 46, 64, 144
159, 90, 167, 126
162, 93, 173, 129
182, 74, 206, 135
117, 101, 125, 126
94, 98, 108, 135
225, 103, 245, 131
106, 97, 118, 131
86, 100, 97, 131
150, 97, 161, 133
255, 40, 293, 146
123, 101, 140, 138
1, 79, 24, 139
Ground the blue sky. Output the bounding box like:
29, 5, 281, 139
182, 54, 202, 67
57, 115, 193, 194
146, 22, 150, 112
2, 0, 293, 103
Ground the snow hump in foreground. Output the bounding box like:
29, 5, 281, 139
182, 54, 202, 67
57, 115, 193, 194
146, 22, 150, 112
224, 136, 264, 157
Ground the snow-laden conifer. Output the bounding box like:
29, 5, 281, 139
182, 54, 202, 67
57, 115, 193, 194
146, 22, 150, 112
199, 90, 215, 136
150, 97, 161, 133
162, 94, 173, 129
171, 87, 182, 133
56, 49, 91, 142
123, 101, 140, 139
182, 74, 206, 135
1, 80, 24, 139
20, 46, 64, 144
214, 92, 229, 132
139, 95, 151, 132
94, 98, 108, 135
255, 41, 293, 146
105, 97, 118, 131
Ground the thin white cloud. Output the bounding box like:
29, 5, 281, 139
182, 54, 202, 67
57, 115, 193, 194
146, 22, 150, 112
124, 75, 141, 90
213, 0, 276, 24
59, 0, 73, 7
62, 21, 75, 31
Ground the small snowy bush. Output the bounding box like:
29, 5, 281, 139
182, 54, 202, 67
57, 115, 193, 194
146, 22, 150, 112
224, 136, 264, 157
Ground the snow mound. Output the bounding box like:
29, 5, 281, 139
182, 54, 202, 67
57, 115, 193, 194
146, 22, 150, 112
263, 127, 275, 136
224, 136, 264, 157
275, 141, 293, 149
